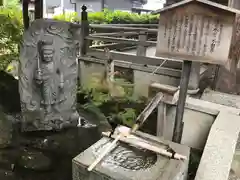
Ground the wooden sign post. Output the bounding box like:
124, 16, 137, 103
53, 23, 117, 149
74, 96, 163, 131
155, 0, 240, 143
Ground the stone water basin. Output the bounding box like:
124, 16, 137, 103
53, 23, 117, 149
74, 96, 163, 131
73, 133, 190, 180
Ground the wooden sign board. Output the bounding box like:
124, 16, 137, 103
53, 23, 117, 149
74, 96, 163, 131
155, 0, 240, 65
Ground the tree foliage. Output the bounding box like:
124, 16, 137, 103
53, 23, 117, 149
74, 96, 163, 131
0, 6, 23, 70
77, 73, 146, 127
4, 0, 20, 7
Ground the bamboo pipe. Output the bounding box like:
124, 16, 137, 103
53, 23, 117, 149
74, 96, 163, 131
102, 131, 187, 161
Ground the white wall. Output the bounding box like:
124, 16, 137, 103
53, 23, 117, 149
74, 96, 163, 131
143, 0, 164, 10
44, 0, 75, 17
76, 0, 102, 14
105, 0, 133, 11
45, 0, 140, 16
45, 0, 74, 9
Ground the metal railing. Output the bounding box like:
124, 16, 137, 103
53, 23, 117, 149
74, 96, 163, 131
78, 5, 182, 79
78, 6, 160, 56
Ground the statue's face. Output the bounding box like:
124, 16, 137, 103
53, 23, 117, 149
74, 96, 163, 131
42, 45, 54, 62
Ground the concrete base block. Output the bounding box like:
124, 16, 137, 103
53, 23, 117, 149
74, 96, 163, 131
164, 106, 215, 149
133, 70, 179, 97
230, 150, 240, 179
195, 111, 240, 180
73, 132, 190, 180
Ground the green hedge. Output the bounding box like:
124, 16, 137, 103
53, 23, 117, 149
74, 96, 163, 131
88, 9, 159, 24
53, 9, 159, 24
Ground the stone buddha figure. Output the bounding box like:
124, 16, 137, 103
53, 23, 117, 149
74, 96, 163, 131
35, 39, 65, 116
19, 19, 80, 131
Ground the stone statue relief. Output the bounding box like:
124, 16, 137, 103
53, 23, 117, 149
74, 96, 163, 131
19, 19, 80, 131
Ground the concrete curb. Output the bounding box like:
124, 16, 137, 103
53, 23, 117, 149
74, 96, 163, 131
195, 111, 240, 180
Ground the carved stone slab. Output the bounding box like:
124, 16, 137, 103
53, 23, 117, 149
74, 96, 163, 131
19, 19, 80, 131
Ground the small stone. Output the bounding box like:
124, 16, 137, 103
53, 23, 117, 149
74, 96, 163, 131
17, 150, 52, 171
231, 151, 240, 179
0, 111, 13, 148
229, 169, 240, 180
0, 170, 15, 180
0, 150, 17, 171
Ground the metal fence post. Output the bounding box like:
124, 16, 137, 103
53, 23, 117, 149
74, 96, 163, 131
22, 0, 29, 30
80, 5, 89, 56
137, 31, 147, 56
133, 31, 147, 96
35, 0, 43, 19
78, 5, 90, 87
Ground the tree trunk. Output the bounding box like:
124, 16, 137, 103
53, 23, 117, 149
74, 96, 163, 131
211, 0, 240, 94
22, 0, 29, 30
35, 0, 43, 19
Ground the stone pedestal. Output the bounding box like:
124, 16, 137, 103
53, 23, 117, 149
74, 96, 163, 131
73, 133, 190, 180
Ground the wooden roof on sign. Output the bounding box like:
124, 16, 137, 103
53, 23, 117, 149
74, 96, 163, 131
154, 0, 240, 15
